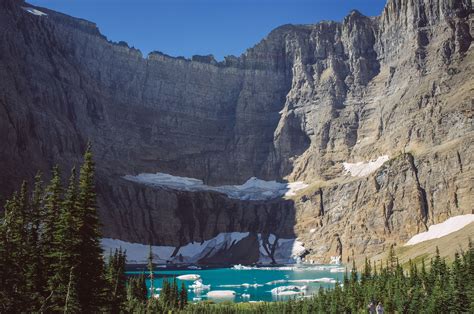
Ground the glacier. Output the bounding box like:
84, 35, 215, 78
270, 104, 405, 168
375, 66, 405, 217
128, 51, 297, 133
123, 173, 308, 201
102, 232, 306, 264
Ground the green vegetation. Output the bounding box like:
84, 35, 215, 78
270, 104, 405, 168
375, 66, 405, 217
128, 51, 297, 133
0, 145, 127, 313
1, 145, 473, 313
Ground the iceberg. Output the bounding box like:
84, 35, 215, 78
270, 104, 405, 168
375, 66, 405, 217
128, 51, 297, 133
189, 279, 210, 291
271, 285, 307, 295
206, 290, 236, 299
177, 274, 201, 281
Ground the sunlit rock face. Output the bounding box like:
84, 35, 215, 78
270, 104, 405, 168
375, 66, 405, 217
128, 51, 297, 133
0, 0, 472, 264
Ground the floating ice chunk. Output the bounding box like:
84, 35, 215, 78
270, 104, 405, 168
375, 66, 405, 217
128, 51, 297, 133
232, 264, 252, 270
271, 285, 307, 295
343, 155, 389, 177
242, 293, 251, 298
189, 279, 210, 291
405, 214, 474, 246
330, 267, 346, 273
266, 279, 288, 285
242, 283, 263, 288
218, 284, 242, 288
288, 278, 336, 284
219, 283, 262, 288
188, 265, 201, 270
193, 297, 202, 301
177, 274, 201, 281
206, 290, 236, 299
22, 7, 47, 16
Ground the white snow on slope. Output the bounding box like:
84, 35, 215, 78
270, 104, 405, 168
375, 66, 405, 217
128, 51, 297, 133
102, 232, 306, 264
102, 232, 249, 264
123, 173, 308, 201
176, 232, 249, 263
405, 214, 474, 246
343, 155, 389, 177
22, 7, 47, 16
101, 238, 175, 264
258, 235, 306, 264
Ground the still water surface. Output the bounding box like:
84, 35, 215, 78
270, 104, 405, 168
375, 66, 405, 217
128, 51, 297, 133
127, 264, 346, 303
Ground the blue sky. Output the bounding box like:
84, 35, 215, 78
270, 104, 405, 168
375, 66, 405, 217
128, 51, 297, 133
28, 0, 386, 60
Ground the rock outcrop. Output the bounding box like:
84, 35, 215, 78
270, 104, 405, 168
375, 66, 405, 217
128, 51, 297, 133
0, 0, 472, 264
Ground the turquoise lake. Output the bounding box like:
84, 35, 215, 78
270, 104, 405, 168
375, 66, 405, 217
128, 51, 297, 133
127, 264, 346, 303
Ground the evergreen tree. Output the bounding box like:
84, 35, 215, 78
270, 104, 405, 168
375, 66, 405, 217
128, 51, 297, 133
179, 282, 188, 309
75, 144, 106, 312
25, 173, 46, 310
47, 168, 82, 312
106, 248, 127, 312
148, 244, 155, 299
64, 266, 81, 313
0, 186, 29, 312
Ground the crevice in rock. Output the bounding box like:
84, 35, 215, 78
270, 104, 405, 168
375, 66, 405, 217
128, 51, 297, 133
406, 153, 429, 225
319, 188, 325, 216
383, 196, 394, 233
454, 187, 459, 209
456, 150, 463, 172
335, 235, 342, 259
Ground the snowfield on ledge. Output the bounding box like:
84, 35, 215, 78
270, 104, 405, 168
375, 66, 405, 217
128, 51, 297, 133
123, 173, 308, 201
405, 214, 474, 246
22, 7, 48, 16
343, 155, 389, 177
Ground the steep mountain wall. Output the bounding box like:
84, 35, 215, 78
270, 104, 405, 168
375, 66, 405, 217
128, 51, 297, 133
0, 0, 472, 263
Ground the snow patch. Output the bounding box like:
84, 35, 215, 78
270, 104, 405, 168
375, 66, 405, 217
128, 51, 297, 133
175, 232, 249, 263
101, 232, 248, 264
405, 214, 474, 246
22, 7, 47, 16
101, 238, 174, 264
330, 256, 341, 265
258, 235, 307, 264
102, 232, 305, 265
123, 173, 308, 201
343, 155, 389, 177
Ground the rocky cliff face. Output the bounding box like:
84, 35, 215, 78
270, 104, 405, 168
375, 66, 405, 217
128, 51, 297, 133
0, 0, 472, 264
